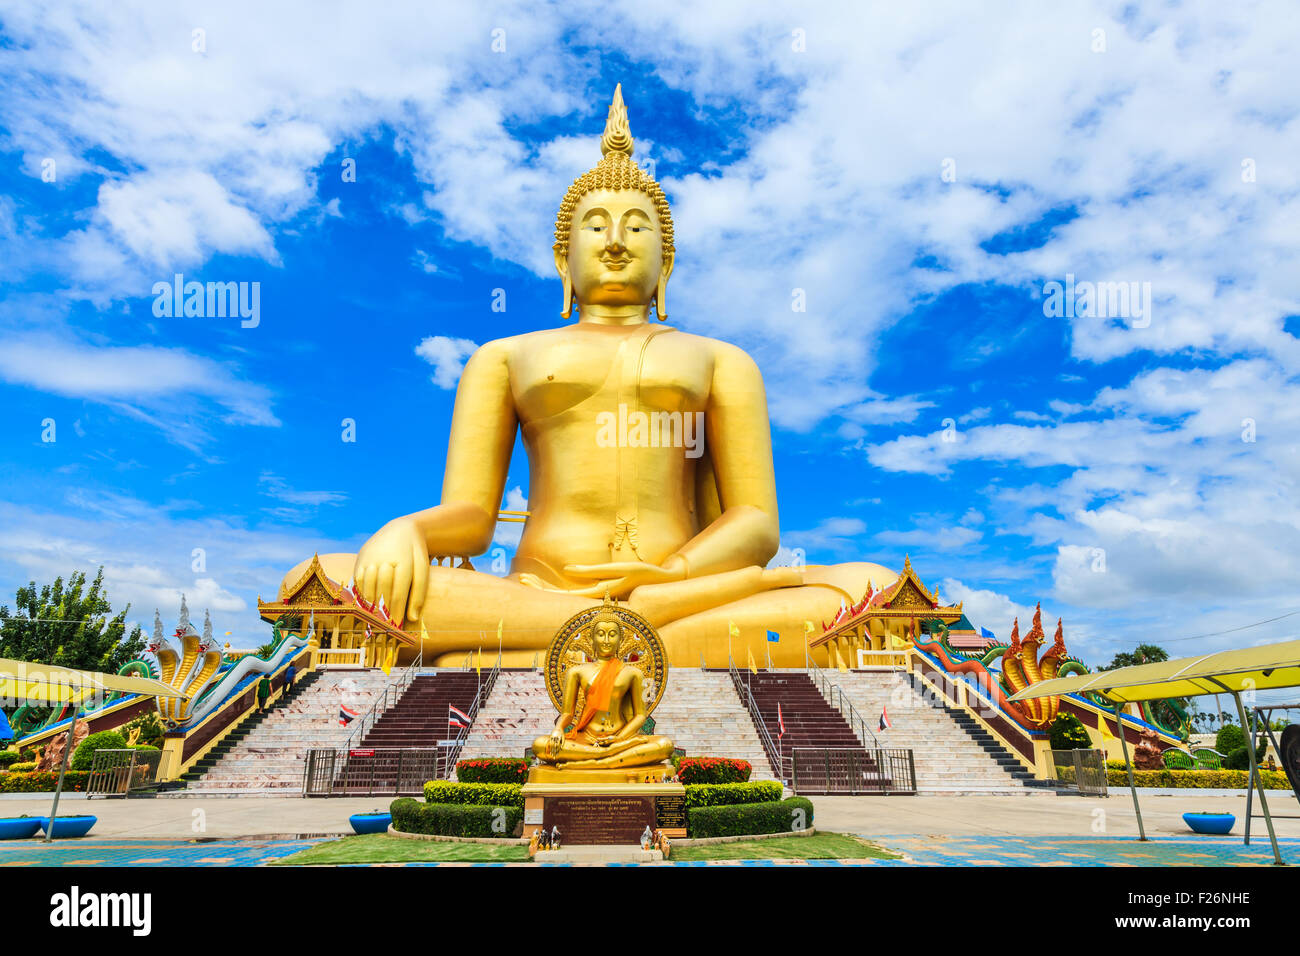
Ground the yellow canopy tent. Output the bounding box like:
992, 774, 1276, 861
0, 657, 187, 843
1009, 639, 1300, 865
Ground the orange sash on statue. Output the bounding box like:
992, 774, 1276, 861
566, 659, 622, 739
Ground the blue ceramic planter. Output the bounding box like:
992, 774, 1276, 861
39, 815, 97, 838
0, 818, 42, 839
1183, 812, 1235, 835
349, 812, 392, 835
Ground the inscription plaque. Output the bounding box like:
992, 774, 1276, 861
542, 795, 655, 845
654, 794, 686, 830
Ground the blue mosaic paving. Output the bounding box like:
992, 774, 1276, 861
0, 838, 317, 867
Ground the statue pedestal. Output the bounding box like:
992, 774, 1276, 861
522, 765, 687, 844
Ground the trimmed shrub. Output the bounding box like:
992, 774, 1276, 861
423, 780, 524, 809
0, 771, 92, 793
684, 781, 783, 809
688, 796, 814, 838
455, 757, 528, 784
1215, 724, 1245, 754
390, 797, 522, 838
1048, 713, 1091, 751
71, 731, 128, 771
123, 712, 165, 749
7, 762, 38, 773
1104, 768, 1290, 790
677, 757, 752, 785
0, 751, 21, 768
1226, 746, 1250, 771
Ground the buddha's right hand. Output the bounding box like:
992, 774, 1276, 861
353, 516, 429, 627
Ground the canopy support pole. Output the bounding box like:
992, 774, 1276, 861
1112, 701, 1146, 841
44, 717, 77, 844
1230, 690, 1282, 865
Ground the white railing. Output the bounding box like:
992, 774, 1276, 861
317, 648, 365, 668
855, 649, 908, 670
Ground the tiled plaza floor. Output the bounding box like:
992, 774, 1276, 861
0, 834, 1294, 866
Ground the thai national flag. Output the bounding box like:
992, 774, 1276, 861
448, 703, 472, 729
338, 705, 360, 727
878, 706, 892, 732
777, 702, 785, 738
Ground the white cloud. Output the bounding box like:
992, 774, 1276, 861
415, 335, 479, 389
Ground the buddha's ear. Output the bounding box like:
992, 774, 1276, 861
554, 247, 573, 319
553, 247, 569, 282
660, 249, 675, 283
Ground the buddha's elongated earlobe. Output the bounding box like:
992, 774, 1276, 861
655, 273, 668, 322
560, 271, 574, 319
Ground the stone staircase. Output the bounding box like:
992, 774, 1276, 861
653, 668, 775, 779
455, 667, 776, 780
457, 669, 553, 762
826, 670, 1033, 791
184, 668, 393, 793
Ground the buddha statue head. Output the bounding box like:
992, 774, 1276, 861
553, 84, 675, 321
588, 607, 623, 661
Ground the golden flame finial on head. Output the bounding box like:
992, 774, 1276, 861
601, 83, 634, 158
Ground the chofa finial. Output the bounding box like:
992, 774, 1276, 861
600, 84, 635, 158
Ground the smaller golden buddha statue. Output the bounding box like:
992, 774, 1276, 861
533, 602, 674, 771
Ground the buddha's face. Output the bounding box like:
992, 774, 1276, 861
591, 619, 621, 659
559, 188, 672, 308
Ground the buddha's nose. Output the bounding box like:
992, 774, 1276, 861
605, 223, 627, 253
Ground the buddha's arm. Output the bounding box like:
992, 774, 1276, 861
666, 342, 780, 576
354, 339, 516, 620
424, 339, 518, 553
609, 672, 648, 743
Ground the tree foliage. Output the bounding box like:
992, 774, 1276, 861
1102, 643, 1169, 670
0, 569, 145, 674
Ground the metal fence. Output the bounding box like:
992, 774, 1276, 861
1045, 748, 1108, 796
303, 747, 443, 797
791, 747, 917, 795
86, 748, 169, 797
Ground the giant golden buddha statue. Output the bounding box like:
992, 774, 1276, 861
280, 86, 895, 667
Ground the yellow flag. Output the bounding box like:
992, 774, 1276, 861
729, 620, 741, 639
476, 647, 482, 676
1098, 718, 1116, 749
747, 645, 758, 674
497, 619, 503, 645
803, 620, 814, 636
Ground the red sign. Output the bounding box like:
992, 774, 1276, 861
349, 749, 375, 757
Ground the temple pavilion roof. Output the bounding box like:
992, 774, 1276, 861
256, 554, 416, 646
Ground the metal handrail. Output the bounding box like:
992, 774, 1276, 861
806, 658, 880, 748
343, 645, 424, 752
728, 656, 791, 785
440, 653, 502, 778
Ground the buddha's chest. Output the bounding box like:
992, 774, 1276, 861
512, 332, 711, 423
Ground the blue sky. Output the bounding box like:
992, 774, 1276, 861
1, 1, 1298, 670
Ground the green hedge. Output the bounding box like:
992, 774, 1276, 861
6, 762, 38, 773
455, 757, 528, 783
70, 731, 129, 771
390, 797, 522, 838
0, 751, 21, 768
687, 796, 814, 838
677, 757, 752, 785
684, 781, 783, 809
1105, 768, 1292, 790
423, 780, 524, 809
0, 771, 92, 793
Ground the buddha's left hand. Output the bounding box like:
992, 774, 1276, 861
562, 557, 687, 596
